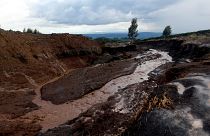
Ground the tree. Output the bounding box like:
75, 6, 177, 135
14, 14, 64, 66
128, 18, 138, 41
162, 25, 172, 37
33, 29, 38, 34
33, 29, 41, 34
23, 28, 26, 33
26, 28, 33, 33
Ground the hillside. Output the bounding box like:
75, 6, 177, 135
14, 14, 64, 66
0, 29, 101, 90
142, 29, 210, 43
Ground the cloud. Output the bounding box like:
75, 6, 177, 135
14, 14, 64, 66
148, 0, 210, 33
37, 21, 158, 34
29, 0, 177, 25
0, 0, 209, 33
0, 0, 29, 23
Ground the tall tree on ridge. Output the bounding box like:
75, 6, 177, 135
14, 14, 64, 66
128, 18, 138, 42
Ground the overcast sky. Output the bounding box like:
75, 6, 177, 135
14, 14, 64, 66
0, 0, 209, 34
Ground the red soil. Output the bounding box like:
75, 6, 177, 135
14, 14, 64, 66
0, 29, 101, 135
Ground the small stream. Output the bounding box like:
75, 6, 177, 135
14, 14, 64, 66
23, 49, 172, 132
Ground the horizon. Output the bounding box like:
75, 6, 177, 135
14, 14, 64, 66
1, 27, 209, 36
0, 0, 210, 34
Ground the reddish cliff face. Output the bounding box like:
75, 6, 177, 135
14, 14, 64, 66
0, 29, 101, 90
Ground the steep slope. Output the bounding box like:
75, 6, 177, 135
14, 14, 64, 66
0, 29, 101, 90
0, 29, 102, 135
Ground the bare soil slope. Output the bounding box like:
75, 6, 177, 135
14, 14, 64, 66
0, 29, 101, 90
0, 29, 101, 135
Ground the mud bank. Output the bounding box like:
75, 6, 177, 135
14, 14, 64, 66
40, 50, 172, 135
40, 49, 164, 105
135, 39, 210, 61
41, 59, 138, 104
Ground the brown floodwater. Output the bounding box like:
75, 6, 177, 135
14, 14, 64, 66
23, 49, 172, 132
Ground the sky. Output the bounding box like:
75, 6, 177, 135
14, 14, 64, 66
0, 0, 209, 34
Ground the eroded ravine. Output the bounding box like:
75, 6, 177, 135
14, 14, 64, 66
23, 49, 172, 132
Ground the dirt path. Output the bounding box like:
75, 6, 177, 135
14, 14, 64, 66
23, 49, 172, 132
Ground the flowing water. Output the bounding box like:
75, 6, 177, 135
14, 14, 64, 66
23, 49, 172, 132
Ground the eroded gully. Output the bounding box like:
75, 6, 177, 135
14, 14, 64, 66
23, 49, 172, 132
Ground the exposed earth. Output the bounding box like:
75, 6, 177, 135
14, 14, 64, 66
0, 29, 210, 136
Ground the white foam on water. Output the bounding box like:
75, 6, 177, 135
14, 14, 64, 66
192, 119, 203, 129
169, 74, 210, 107
161, 74, 210, 135
113, 96, 129, 114
186, 75, 210, 107
169, 82, 186, 95
156, 107, 208, 136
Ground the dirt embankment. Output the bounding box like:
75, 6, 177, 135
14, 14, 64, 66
135, 39, 210, 61
0, 29, 101, 111
0, 29, 101, 90
0, 29, 101, 136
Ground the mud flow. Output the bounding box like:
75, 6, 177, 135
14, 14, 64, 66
23, 49, 172, 132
